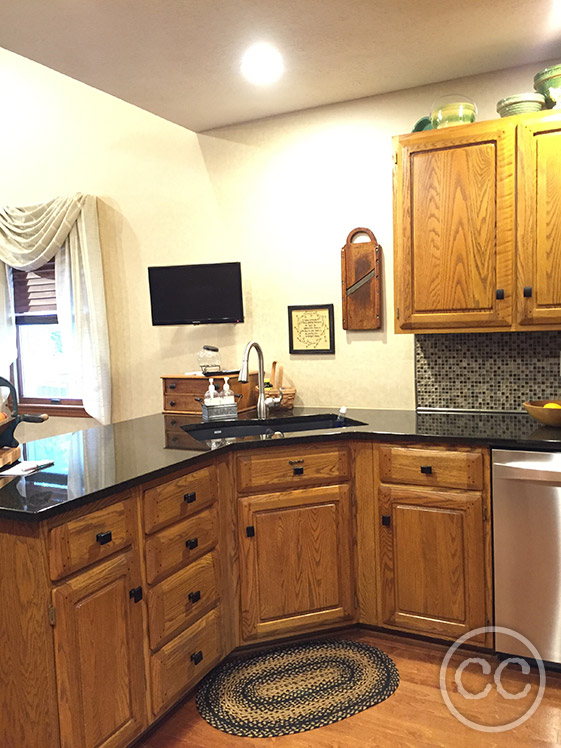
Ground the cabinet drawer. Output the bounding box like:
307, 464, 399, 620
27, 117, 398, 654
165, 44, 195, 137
378, 446, 484, 490
151, 607, 222, 716
145, 505, 219, 585
143, 466, 216, 534
237, 445, 349, 493
49, 495, 136, 580
147, 552, 219, 649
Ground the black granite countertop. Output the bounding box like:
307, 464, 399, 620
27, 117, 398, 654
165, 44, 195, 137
2, 406, 561, 521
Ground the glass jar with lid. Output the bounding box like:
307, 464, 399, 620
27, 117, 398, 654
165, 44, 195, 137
197, 345, 221, 374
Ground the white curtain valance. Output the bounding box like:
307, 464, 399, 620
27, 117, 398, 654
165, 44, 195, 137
0, 194, 112, 424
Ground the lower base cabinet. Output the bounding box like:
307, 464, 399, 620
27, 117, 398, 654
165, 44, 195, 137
52, 551, 147, 748
375, 443, 491, 644
238, 483, 355, 641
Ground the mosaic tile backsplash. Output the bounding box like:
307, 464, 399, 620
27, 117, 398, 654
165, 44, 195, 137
415, 331, 561, 412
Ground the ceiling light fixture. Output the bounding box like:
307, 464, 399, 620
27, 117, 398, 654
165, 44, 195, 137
240, 42, 284, 86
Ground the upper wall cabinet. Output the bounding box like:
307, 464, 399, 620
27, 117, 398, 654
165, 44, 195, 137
517, 116, 561, 327
393, 110, 561, 334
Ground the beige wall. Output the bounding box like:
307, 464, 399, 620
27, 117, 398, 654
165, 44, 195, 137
1, 48, 556, 433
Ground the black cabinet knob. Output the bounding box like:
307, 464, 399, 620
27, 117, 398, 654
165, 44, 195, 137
184, 492, 197, 504
96, 530, 112, 545
191, 650, 203, 665
420, 465, 432, 474
293, 466, 304, 476
169, 383, 176, 390
188, 590, 201, 604
169, 400, 176, 407
185, 537, 199, 550
129, 586, 143, 603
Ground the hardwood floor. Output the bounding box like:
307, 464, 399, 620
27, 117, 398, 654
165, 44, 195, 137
135, 629, 561, 748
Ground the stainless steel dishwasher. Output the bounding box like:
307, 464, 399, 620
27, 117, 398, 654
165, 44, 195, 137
493, 449, 561, 664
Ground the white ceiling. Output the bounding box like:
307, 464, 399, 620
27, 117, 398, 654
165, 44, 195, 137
1, 0, 560, 132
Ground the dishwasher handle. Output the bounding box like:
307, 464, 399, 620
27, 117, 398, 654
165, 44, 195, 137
494, 460, 561, 482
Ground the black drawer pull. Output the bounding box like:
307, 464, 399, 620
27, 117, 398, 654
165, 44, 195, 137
382, 515, 391, 527
289, 459, 304, 465
188, 590, 201, 604
170, 419, 177, 426
191, 650, 203, 665
293, 466, 304, 475
496, 288, 505, 300
184, 492, 197, 503
169, 383, 176, 390
523, 286, 533, 298
169, 400, 176, 407
420, 465, 432, 475
185, 537, 199, 550
96, 530, 112, 545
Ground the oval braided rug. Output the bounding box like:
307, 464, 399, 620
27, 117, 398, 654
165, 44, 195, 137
195, 638, 399, 737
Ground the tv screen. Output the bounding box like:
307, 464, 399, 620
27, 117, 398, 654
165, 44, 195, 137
148, 262, 244, 325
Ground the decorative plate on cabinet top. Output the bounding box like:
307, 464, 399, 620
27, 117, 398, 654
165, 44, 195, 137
523, 400, 561, 427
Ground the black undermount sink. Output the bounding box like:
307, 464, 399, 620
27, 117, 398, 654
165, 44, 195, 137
181, 413, 366, 442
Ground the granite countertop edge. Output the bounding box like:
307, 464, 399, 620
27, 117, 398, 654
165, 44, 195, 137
2, 406, 560, 521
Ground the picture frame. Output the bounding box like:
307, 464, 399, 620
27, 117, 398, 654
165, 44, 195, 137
288, 304, 335, 354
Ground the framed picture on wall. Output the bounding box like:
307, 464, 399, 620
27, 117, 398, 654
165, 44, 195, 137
288, 304, 335, 354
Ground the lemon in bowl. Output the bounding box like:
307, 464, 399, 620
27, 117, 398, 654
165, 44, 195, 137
524, 400, 561, 426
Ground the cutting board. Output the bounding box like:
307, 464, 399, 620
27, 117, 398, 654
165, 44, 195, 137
341, 227, 382, 330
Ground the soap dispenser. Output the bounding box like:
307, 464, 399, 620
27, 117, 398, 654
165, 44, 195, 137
221, 376, 235, 405
203, 378, 217, 405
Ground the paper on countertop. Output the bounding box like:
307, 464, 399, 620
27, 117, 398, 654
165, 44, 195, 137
0, 460, 54, 476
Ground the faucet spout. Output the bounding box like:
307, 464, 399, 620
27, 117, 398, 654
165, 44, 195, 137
238, 340, 267, 419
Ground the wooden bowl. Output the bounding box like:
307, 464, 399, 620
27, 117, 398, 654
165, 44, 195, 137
523, 400, 561, 427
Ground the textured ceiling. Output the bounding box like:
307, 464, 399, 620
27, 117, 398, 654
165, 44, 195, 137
1, 0, 560, 132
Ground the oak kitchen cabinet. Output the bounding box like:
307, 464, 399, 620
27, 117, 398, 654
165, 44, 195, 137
0, 432, 494, 748
375, 443, 492, 646
0, 459, 228, 748
236, 443, 356, 642
393, 109, 561, 334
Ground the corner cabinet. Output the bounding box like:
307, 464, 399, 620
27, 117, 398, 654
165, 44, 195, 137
393, 109, 561, 334
236, 444, 356, 642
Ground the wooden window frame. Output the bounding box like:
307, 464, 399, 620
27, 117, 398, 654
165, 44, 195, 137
12, 266, 89, 418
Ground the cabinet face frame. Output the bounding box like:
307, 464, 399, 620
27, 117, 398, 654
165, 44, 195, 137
393, 120, 516, 333
238, 484, 355, 641
517, 115, 561, 326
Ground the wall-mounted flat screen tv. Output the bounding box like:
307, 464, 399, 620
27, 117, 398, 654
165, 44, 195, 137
148, 261, 244, 325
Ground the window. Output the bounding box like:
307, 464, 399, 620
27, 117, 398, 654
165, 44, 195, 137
11, 260, 87, 416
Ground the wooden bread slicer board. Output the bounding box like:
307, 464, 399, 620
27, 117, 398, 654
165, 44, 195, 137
341, 227, 382, 330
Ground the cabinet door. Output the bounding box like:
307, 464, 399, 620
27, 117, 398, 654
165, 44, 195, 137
239, 484, 355, 640
393, 121, 515, 332
52, 552, 146, 748
517, 115, 561, 326
378, 485, 487, 642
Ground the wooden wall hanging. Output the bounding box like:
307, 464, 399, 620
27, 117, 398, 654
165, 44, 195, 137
341, 227, 382, 330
